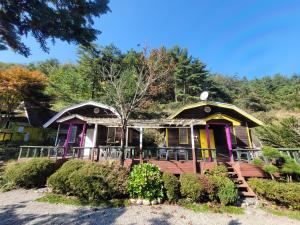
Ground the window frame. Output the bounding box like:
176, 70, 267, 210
68, 126, 77, 143
179, 128, 189, 144
107, 127, 116, 143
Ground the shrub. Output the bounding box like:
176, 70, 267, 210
263, 164, 278, 180
210, 165, 228, 177
47, 159, 86, 194
162, 172, 180, 202
281, 156, 300, 182
262, 146, 281, 162
3, 158, 56, 188
249, 178, 300, 210
48, 160, 129, 201
180, 173, 204, 202
207, 176, 238, 205
252, 158, 264, 166
128, 163, 164, 201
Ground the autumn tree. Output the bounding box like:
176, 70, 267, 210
0, 66, 47, 128
0, 0, 110, 56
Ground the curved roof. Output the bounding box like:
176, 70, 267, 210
168, 101, 263, 127
43, 101, 120, 128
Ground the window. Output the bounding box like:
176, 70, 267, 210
68, 126, 77, 143
107, 127, 116, 143
179, 128, 188, 144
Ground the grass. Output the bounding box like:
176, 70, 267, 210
178, 200, 244, 215
262, 206, 300, 221
36, 193, 130, 208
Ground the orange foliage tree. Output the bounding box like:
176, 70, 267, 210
0, 66, 47, 129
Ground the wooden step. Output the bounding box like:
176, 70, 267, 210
237, 183, 248, 188
240, 190, 256, 197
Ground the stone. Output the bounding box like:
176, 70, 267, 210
143, 199, 151, 205
136, 199, 143, 205
151, 199, 158, 205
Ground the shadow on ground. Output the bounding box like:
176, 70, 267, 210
0, 200, 127, 225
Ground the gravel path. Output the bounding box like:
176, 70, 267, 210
0, 189, 299, 225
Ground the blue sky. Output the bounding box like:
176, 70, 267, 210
1, 0, 300, 78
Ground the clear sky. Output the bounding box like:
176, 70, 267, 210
1, 0, 300, 78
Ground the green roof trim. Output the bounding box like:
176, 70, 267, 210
168, 101, 264, 126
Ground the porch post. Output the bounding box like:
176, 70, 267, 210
79, 122, 87, 147
205, 124, 212, 162
225, 124, 233, 162
92, 124, 98, 147
246, 122, 253, 149
190, 123, 197, 174
55, 123, 61, 146
63, 122, 73, 157
139, 127, 143, 163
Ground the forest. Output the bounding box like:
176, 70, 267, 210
1, 44, 300, 147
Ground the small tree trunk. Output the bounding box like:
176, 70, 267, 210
270, 173, 274, 180
119, 119, 127, 167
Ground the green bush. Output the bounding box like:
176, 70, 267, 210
262, 146, 281, 161
248, 178, 300, 210
3, 158, 56, 188
207, 176, 238, 205
128, 163, 164, 201
281, 156, 300, 182
47, 159, 86, 194
162, 172, 180, 202
252, 158, 264, 166
210, 165, 228, 177
263, 164, 278, 180
180, 173, 204, 202
48, 160, 129, 201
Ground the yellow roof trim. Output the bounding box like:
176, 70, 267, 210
168, 101, 264, 126
203, 113, 241, 126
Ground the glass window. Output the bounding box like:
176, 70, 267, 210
179, 128, 188, 144
68, 126, 77, 143
107, 127, 116, 143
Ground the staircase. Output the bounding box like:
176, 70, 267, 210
223, 162, 256, 198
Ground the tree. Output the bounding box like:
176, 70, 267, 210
100, 47, 174, 165
77, 44, 123, 99
0, 0, 110, 57
46, 64, 89, 110
0, 66, 47, 128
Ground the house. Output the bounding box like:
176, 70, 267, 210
164, 101, 264, 162
0, 101, 55, 144
43, 101, 140, 158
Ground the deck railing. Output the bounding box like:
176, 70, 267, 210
232, 148, 262, 163
19, 146, 65, 160
277, 148, 300, 163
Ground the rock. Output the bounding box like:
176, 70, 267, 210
136, 199, 143, 205
143, 199, 151, 205
151, 199, 158, 205
129, 199, 136, 204
157, 198, 162, 204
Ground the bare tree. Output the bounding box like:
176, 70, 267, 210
101, 47, 174, 166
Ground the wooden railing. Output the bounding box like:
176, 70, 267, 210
278, 148, 300, 163
232, 148, 262, 163
19, 146, 65, 160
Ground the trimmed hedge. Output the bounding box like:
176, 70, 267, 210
162, 172, 180, 202
3, 158, 56, 188
210, 165, 228, 177
47, 159, 86, 194
206, 176, 238, 205
128, 163, 164, 201
180, 174, 204, 202
248, 178, 300, 210
48, 160, 129, 201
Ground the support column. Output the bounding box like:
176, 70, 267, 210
139, 127, 143, 163
55, 123, 61, 146
246, 122, 253, 149
225, 124, 233, 162
63, 122, 72, 157
125, 127, 129, 147
80, 122, 87, 147
91, 124, 98, 161
190, 123, 197, 173
205, 124, 212, 162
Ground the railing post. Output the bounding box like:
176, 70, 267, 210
40, 148, 44, 157
18, 147, 23, 159
48, 147, 51, 158
26, 147, 30, 158
139, 127, 143, 163
33, 148, 37, 157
